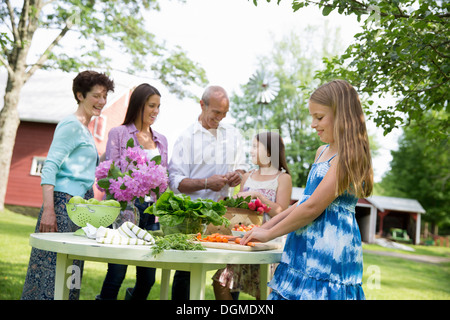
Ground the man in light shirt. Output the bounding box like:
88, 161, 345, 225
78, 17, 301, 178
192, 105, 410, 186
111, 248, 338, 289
168, 85, 248, 299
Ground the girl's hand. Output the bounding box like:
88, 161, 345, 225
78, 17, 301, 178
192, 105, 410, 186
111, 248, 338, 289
236, 191, 259, 199
240, 226, 271, 245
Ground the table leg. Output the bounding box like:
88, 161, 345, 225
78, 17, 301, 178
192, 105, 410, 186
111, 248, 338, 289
160, 269, 171, 300
260, 264, 270, 300
189, 264, 207, 300
54, 253, 73, 300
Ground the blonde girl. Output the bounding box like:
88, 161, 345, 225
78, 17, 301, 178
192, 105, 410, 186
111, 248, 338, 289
242, 80, 373, 300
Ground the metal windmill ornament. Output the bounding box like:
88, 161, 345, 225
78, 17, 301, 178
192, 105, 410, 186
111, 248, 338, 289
248, 69, 280, 104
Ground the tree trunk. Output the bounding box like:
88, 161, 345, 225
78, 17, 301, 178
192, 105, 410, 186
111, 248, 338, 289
0, 0, 44, 211
0, 76, 24, 211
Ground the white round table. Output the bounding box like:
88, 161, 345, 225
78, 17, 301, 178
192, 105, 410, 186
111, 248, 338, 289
29, 232, 282, 300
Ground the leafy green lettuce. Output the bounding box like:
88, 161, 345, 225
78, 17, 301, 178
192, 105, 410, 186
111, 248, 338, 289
144, 190, 229, 227
218, 195, 252, 209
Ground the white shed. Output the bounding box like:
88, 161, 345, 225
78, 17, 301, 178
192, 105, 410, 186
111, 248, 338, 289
359, 196, 425, 245
290, 188, 426, 245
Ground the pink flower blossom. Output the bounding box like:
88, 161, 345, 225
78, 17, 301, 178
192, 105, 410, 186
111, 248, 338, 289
125, 146, 148, 165
95, 160, 113, 192
95, 160, 113, 180
95, 142, 169, 206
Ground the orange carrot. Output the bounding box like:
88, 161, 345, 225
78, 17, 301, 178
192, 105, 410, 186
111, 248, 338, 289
197, 234, 250, 245
234, 237, 256, 246
221, 235, 237, 240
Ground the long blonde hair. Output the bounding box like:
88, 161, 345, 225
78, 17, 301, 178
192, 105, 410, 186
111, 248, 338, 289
310, 80, 373, 198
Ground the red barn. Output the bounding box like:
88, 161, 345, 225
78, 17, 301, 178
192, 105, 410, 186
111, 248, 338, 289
1, 70, 133, 208
6, 121, 56, 207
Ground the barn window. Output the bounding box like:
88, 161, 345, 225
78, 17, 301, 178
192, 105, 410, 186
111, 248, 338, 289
93, 114, 107, 140
30, 156, 46, 176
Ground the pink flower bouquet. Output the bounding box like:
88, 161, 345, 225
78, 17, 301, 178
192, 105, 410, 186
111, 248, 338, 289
95, 138, 169, 210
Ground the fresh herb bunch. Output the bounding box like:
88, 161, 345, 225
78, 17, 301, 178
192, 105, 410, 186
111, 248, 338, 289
151, 233, 205, 256
145, 190, 229, 227
219, 195, 252, 209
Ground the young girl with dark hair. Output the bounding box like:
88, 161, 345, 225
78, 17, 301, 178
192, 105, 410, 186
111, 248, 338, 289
213, 131, 292, 300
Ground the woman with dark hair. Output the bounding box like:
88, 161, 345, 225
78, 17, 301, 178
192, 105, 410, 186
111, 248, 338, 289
103, 83, 167, 164
212, 131, 292, 300
96, 83, 168, 300
21, 70, 115, 300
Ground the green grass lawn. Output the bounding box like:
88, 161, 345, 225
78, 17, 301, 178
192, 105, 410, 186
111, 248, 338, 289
362, 251, 450, 300
0, 208, 253, 300
1, 208, 449, 300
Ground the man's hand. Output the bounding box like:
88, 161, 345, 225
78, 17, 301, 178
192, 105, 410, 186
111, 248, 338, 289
225, 171, 243, 188
207, 174, 229, 191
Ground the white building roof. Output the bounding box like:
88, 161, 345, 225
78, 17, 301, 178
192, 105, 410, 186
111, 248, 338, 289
365, 195, 426, 214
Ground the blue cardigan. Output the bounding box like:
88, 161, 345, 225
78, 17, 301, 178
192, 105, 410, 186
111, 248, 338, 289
41, 114, 99, 197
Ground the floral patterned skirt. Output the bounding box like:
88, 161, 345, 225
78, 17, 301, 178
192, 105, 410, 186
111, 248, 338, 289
21, 190, 93, 300
212, 263, 277, 299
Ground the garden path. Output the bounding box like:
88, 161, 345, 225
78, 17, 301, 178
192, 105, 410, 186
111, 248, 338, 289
363, 249, 450, 265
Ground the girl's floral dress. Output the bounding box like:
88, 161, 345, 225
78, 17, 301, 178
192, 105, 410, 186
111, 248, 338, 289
212, 170, 283, 299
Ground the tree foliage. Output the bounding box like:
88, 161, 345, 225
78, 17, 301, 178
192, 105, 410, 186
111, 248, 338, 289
252, 0, 449, 141
379, 111, 449, 232
0, 0, 207, 98
231, 28, 341, 187
0, 0, 207, 210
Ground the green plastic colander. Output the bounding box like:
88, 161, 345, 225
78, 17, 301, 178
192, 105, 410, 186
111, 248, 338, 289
66, 203, 121, 228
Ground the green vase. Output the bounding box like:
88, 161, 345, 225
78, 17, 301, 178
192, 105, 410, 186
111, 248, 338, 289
161, 218, 206, 235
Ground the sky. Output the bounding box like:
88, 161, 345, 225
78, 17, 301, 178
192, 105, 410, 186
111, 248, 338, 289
140, 0, 401, 182
9, 0, 401, 182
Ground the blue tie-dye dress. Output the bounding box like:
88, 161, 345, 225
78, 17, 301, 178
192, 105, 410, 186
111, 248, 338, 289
268, 147, 365, 300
